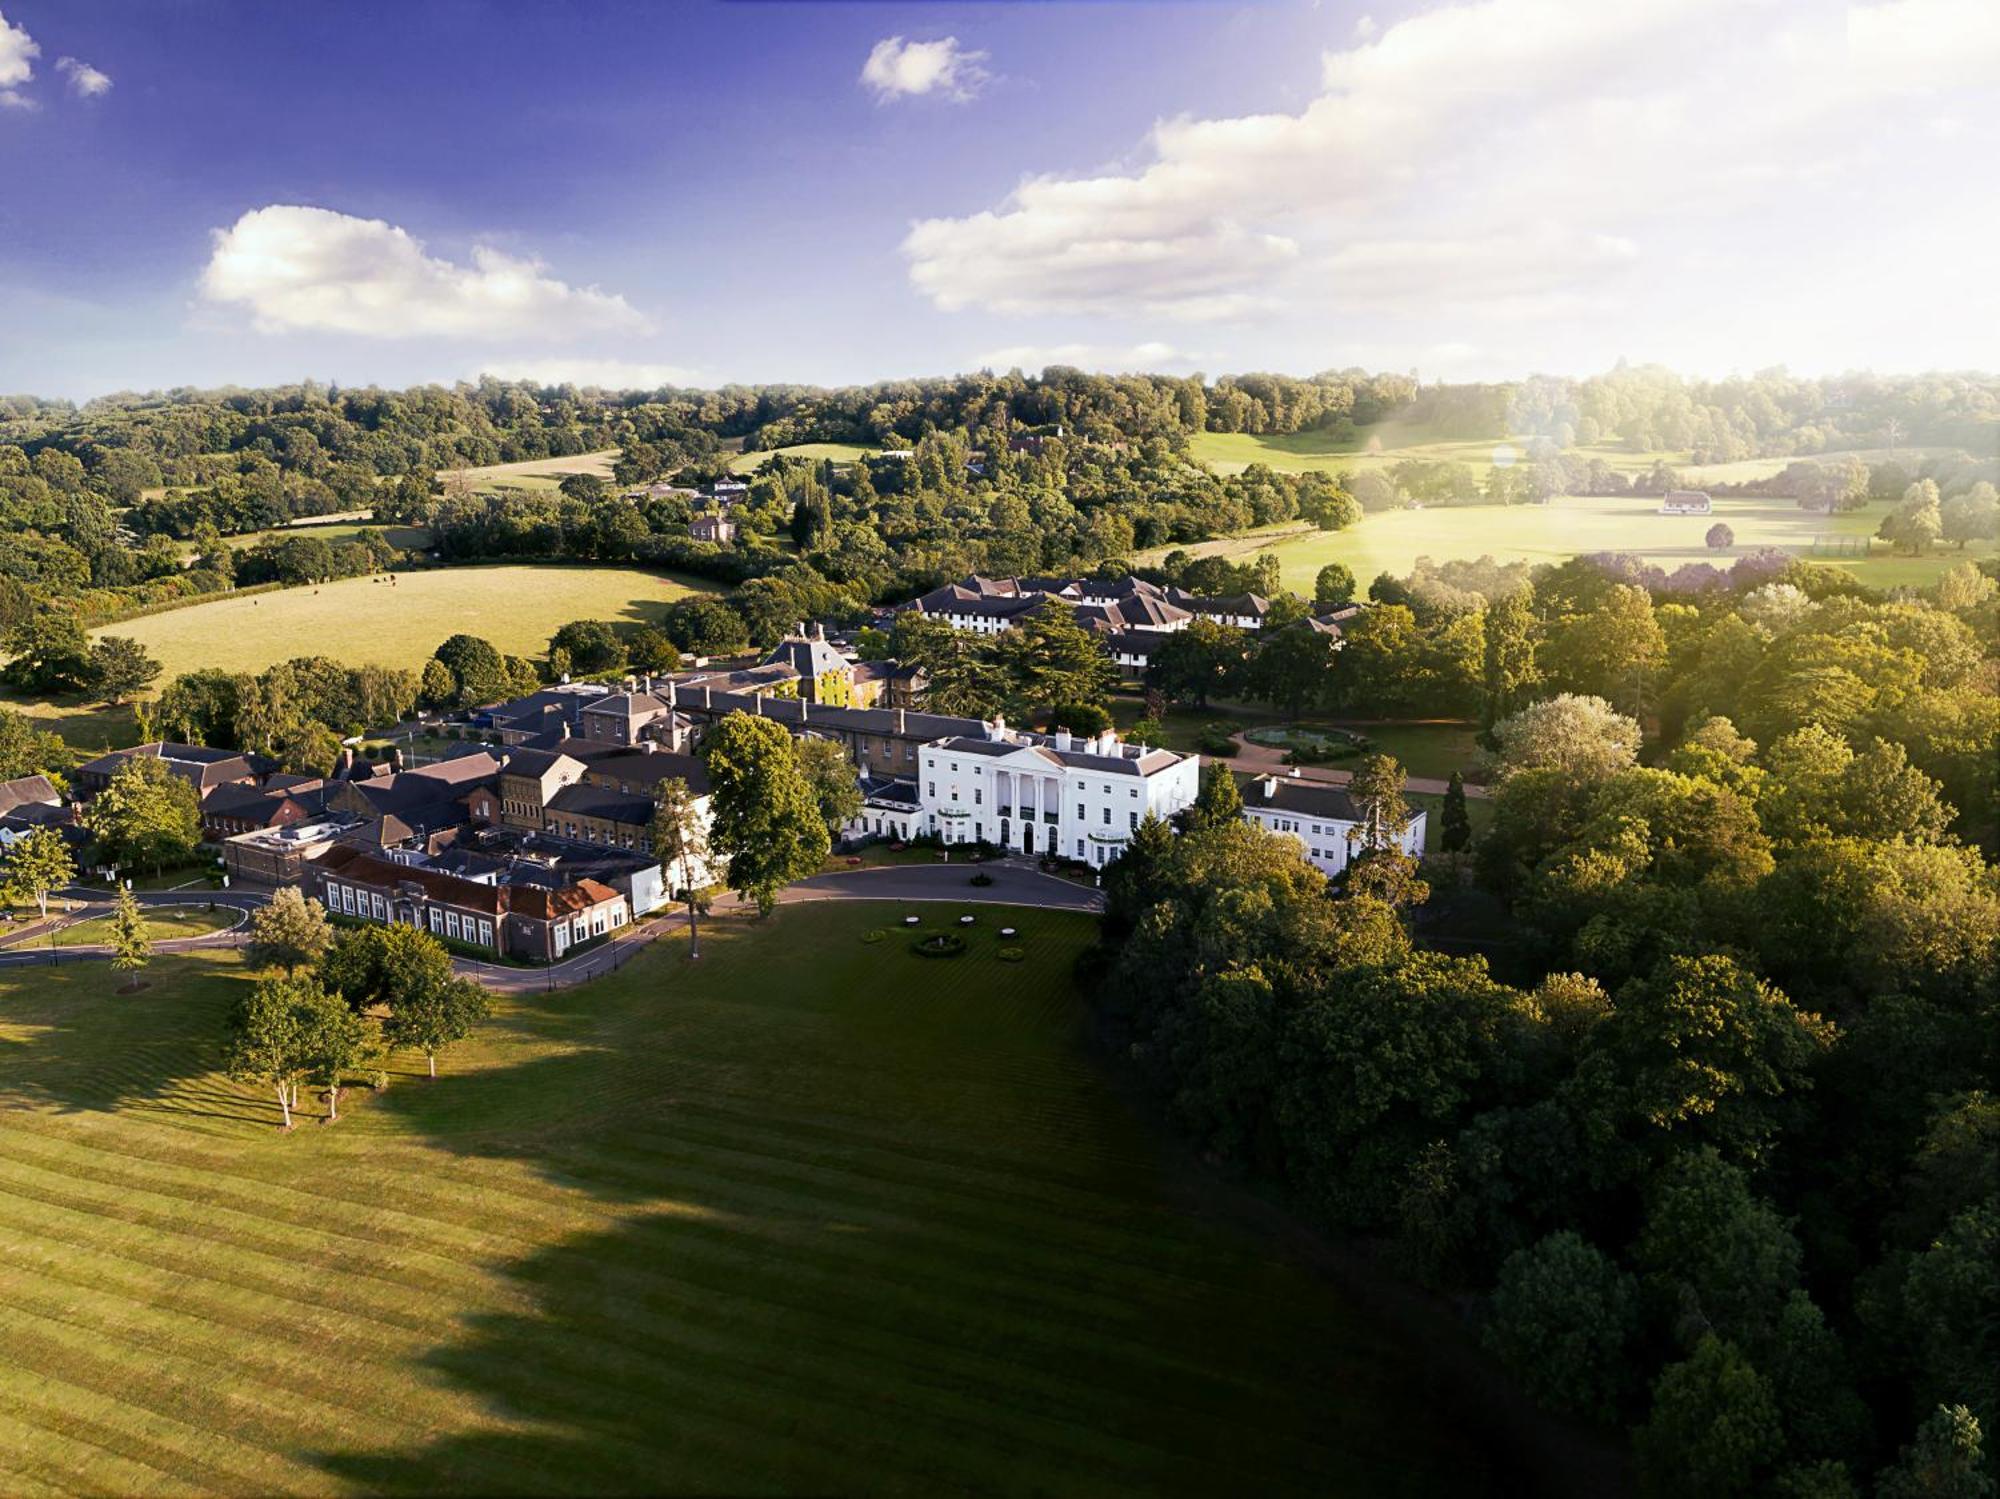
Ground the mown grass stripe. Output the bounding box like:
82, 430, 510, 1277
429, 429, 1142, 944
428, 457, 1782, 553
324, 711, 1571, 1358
0, 905, 1505, 1496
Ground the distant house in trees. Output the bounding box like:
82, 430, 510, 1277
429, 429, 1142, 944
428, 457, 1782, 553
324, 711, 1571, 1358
689, 512, 736, 543
1659, 490, 1714, 516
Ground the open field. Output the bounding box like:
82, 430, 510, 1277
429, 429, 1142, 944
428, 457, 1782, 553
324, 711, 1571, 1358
727, 441, 872, 475
221, 520, 432, 553
78, 565, 713, 680
442, 450, 621, 491
1142, 493, 1995, 593
1193, 425, 1974, 491
0, 904, 1509, 1496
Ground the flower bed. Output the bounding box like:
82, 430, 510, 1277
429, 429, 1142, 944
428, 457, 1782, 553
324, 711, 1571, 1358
911, 932, 967, 958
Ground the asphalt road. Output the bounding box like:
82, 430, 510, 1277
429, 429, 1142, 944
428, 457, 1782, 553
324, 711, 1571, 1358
0, 863, 1103, 983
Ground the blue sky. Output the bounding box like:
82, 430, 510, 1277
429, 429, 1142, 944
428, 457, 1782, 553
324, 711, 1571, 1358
2, 0, 1996, 400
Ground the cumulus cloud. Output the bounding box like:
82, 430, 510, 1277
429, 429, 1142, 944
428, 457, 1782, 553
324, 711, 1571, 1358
0, 8, 39, 110
478, 357, 702, 390
55, 56, 109, 97
974, 341, 1203, 373
860, 36, 987, 103
902, 0, 2000, 345
200, 205, 651, 340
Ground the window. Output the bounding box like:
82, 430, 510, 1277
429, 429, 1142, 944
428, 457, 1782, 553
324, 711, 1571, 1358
927, 782, 935, 797
478, 920, 492, 946
1129, 812, 1138, 831
1102, 806, 1110, 825
446, 911, 461, 938
974, 789, 982, 805
371, 893, 385, 920
1075, 839, 1084, 858
429, 908, 443, 933
1076, 803, 1085, 820
1130, 788, 1138, 798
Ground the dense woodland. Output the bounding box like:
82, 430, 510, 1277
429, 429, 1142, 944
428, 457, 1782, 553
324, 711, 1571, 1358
1099, 546, 2000, 1498
2, 367, 1997, 678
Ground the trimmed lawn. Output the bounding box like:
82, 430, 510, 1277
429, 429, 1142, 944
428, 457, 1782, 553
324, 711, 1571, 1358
82, 565, 715, 680
0, 904, 1508, 1496
1141, 492, 1993, 594
49, 904, 238, 947
1319, 720, 1481, 782
1408, 789, 1495, 855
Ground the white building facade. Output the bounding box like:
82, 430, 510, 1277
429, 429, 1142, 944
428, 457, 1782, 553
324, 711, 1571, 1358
917, 721, 1201, 868
1238, 773, 1427, 877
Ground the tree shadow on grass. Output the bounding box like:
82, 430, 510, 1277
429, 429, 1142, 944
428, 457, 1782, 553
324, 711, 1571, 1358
0, 953, 261, 1124
316, 1194, 1516, 1499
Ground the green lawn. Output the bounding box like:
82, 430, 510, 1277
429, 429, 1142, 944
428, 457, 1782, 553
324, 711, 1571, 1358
1317, 720, 1481, 782
728, 441, 873, 475
1142, 492, 1992, 594
0, 904, 1507, 1496
79, 565, 715, 680
49, 904, 238, 947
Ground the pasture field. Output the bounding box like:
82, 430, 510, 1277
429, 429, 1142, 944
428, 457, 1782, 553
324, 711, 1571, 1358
0, 904, 1509, 1496
1193, 425, 1968, 492
727, 441, 873, 475
442, 450, 621, 492
1142, 493, 1993, 594
80, 565, 713, 680
220, 519, 433, 553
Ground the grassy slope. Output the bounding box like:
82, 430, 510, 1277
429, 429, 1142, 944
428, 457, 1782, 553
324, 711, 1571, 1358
728, 442, 872, 475
442, 450, 622, 485
81, 565, 714, 679
0, 905, 1503, 1496
1143, 492, 1993, 593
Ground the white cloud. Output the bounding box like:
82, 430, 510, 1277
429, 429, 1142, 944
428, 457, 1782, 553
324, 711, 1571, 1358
200, 205, 651, 340
478, 357, 702, 390
55, 56, 109, 97
902, 0, 2000, 358
860, 36, 987, 103
973, 340, 1203, 373
0, 7, 39, 110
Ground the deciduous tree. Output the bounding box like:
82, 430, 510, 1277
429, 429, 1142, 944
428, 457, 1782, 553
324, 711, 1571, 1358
245, 887, 333, 973
1, 825, 74, 919
702, 712, 829, 915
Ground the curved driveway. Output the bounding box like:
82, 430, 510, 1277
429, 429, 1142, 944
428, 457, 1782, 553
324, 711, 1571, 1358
0, 862, 1101, 986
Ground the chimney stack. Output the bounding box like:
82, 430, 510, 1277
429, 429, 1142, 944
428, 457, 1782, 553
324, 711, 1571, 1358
1261, 776, 1278, 799
1053, 728, 1073, 752
897, 708, 906, 734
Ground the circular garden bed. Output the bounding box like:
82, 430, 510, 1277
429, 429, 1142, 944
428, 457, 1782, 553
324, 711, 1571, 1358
910, 932, 967, 958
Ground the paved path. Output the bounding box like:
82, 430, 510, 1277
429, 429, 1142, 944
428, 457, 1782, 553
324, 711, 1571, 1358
1226, 732, 1490, 798
0, 862, 1101, 984
778, 860, 1105, 912
0, 887, 262, 966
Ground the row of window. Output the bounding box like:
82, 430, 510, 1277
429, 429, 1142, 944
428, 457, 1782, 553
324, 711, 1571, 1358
323, 878, 496, 949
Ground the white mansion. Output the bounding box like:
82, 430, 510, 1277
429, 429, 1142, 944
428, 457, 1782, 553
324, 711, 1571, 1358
915, 719, 1201, 867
